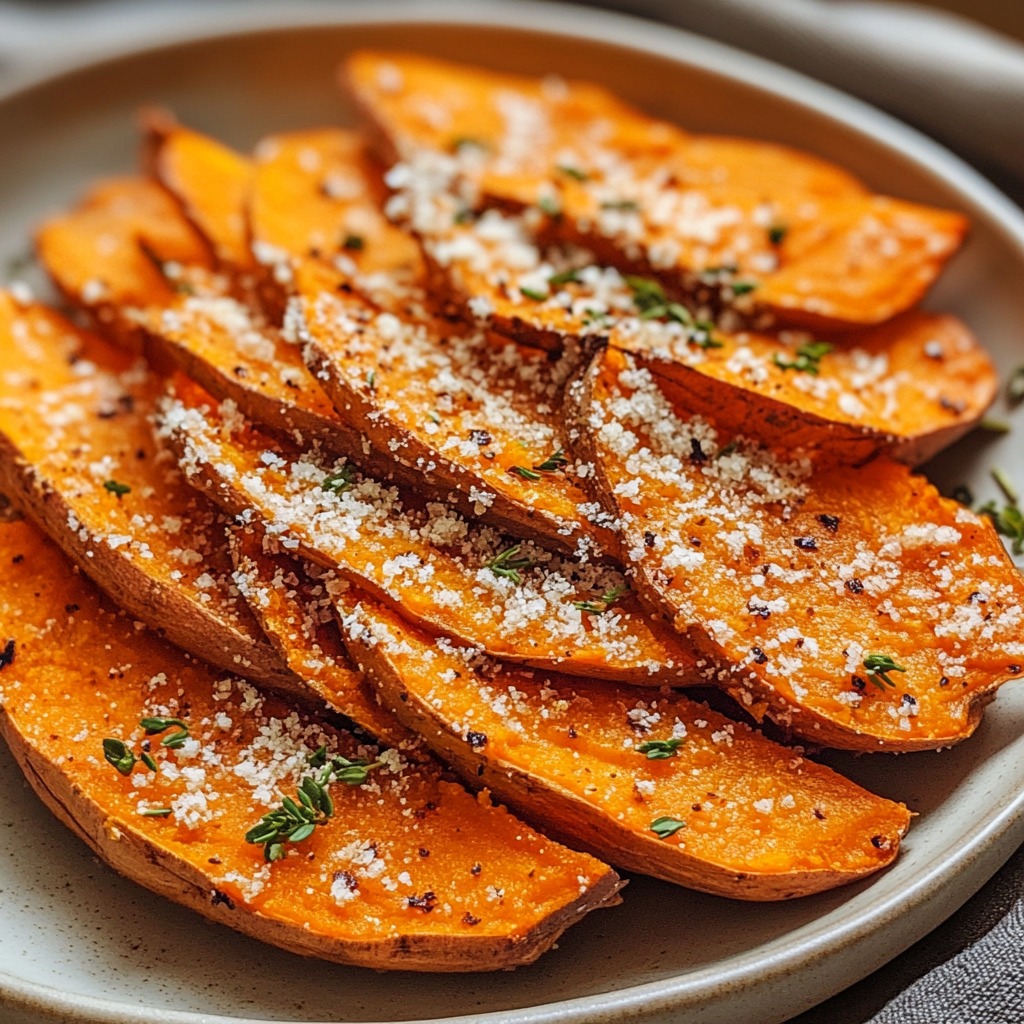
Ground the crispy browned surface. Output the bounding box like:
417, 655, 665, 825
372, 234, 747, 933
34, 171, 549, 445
0, 291, 294, 690
345, 51, 967, 330
228, 523, 419, 749
160, 374, 697, 685
568, 347, 1024, 751
0, 517, 621, 970
421, 216, 995, 466
342, 595, 911, 900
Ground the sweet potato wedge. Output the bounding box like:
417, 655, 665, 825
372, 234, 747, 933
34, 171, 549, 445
0, 291, 294, 691
143, 109, 255, 270
0, 517, 621, 970
567, 346, 1024, 751
295, 259, 615, 554
421, 215, 995, 465
159, 375, 698, 685
340, 594, 911, 900
228, 522, 418, 749
345, 51, 967, 330
35, 176, 215, 351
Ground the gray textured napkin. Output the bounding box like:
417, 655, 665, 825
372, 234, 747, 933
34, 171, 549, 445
0, 2, 1022, 1023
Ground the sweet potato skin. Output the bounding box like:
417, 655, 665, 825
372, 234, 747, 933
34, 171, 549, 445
0, 518, 623, 971
566, 346, 1024, 751
0, 292, 295, 692
341, 596, 911, 900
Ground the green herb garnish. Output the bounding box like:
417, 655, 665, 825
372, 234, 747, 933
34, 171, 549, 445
573, 584, 628, 614
863, 654, 907, 690
485, 544, 533, 584
533, 449, 569, 473
322, 464, 356, 496
537, 195, 562, 217
992, 467, 1018, 505
103, 479, 131, 499
980, 419, 1011, 434
140, 807, 173, 818
650, 816, 687, 839
140, 715, 189, 749
520, 286, 549, 302
729, 280, 758, 296
449, 136, 489, 153
979, 501, 1024, 555
548, 268, 582, 287
768, 224, 788, 245
1008, 366, 1024, 405
600, 199, 640, 212
773, 341, 833, 376
637, 738, 683, 760
557, 164, 589, 181
102, 738, 137, 776
342, 234, 365, 251
245, 753, 383, 861
509, 465, 542, 481
140, 751, 159, 772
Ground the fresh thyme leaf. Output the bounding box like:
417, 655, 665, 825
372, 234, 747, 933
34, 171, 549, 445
768, 224, 788, 245
103, 479, 131, 499
161, 729, 189, 750
690, 320, 723, 350
582, 307, 611, 328
453, 207, 475, 225
140, 751, 158, 772
486, 544, 533, 584
729, 280, 758, 296
366, 369, 377, 389
863, 654, 907, 690
533, 449, 569, 473
979, 501, 1024, 555
625, 276, 668, 314
537, 195, 562, 217
1008, 366, 1024, 405
322, 464, 356, 495
573, 584, 628, 614
140, 807, 172, 817
773, 341, 832, 376
509, 464, 542, 481
992, 467, 1019, 505
140, 716, 188, 735
520, 286, 549, 302
600, 199, 640, 212
245, 754, 383, 861
650, 816, 687, 839
557, 164, 589, 181
102, 738, 137, 776
637, 738, 683, 760
548, 268, 582, 287
342, 234, 365, 251
980, 418, 1011, 434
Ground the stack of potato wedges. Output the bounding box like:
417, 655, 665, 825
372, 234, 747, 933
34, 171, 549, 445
1, 52, 1022, 971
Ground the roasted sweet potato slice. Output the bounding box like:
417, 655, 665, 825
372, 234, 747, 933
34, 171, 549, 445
295, 259, 614, 553
340, 594, 911, 900
228, 523, 417, 749
0, 517, 621, 970
143, 109, 255, 270
422, 215, 995, 465
249, 127, 424, 298
159, 376, 698, 685
35, 177, 215, 351
0, 291, 293, 690
345, 51, 967, 329
568, 346, 1024, 751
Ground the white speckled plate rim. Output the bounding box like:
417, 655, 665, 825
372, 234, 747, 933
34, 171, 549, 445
1, 3, 1023, 1023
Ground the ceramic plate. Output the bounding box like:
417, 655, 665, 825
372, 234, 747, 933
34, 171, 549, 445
1, 4, 1023, 1023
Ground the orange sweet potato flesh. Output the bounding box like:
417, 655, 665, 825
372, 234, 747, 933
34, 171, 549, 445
424, 220, 995, 466
569, 347, 1024, 751
35, 176, 215, 351
143, 109, 255, 270
249, 128, 424, 294
295, 259, 615, 554
160, 375, 698, 685
344, 51, 967, 330
227, 523, 418, 749
0, 291, 294, 691
340, 594, 911, 900
0, 518, 621, 970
